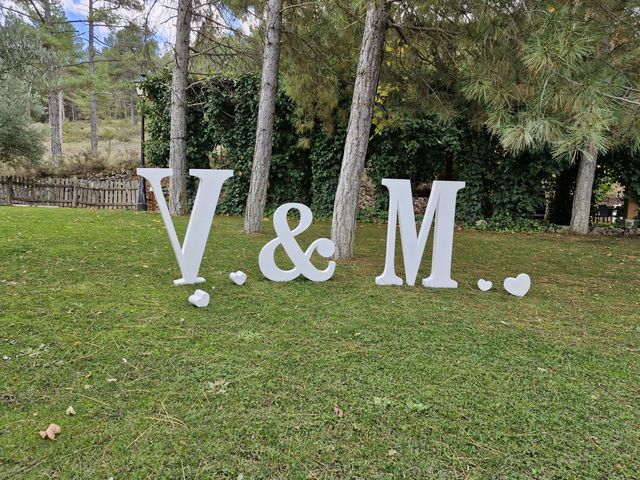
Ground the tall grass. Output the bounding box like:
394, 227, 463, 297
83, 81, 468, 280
7, 119, 142, 177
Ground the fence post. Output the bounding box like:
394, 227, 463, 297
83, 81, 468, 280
7, 176, 14, 204
71, 178, 78, 208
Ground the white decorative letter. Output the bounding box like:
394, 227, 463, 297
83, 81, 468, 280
259, 203, 335, 282
137, 168, 233, 285
376, 180, 465, 288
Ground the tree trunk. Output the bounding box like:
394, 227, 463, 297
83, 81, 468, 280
88, 0, 98, 157
570, 142, 598, 234
169, 0, 193, 216
44, 1, 62, 165
244, 0, 283, 233
48, 84, 62, 165
331, 1, 388, 259
26, 84, 31, 121
58, 90, 64, 146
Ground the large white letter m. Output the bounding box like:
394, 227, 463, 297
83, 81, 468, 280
375, 180, 465, 288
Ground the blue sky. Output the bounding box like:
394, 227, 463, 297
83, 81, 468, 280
60, 0, 253, 53
62, 0, 175, 50
2, 0, 256, 54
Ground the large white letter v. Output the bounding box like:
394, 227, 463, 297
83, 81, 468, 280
137, 168, 233, 285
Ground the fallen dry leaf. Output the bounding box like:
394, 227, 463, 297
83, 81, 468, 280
39, 423, 62, 440
333, 405, 344, 418
388, 448, 397, 457
206, 379, 228, 395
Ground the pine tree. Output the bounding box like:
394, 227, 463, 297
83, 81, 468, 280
0, 17, 45, 164
101, 22, 159, 121
461, 1, 640, 233
85, 1, 142, 156
332, 0, 390, 259
169, 0, 193, 215
244, 0, 283, 234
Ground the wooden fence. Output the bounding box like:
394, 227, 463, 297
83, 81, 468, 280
0, 176, 143, 210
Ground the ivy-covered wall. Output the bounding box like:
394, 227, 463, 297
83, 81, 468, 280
368, 119, 559, 226
146, 75, 349, 215
145, 75, 308, 214
143, 74, 592, 226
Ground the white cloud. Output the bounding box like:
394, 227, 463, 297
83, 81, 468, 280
62, 0, 87, 17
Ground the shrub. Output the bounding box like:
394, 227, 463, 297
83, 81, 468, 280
0, 77, 44, 166
143, 73, 567, 225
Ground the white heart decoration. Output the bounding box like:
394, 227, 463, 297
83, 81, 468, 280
188, 289, 210, 308
477, 279, 493, 292
503, 273, 531, 298
229, 271, 247, 286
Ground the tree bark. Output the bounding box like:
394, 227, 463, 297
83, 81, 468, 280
26, 84, 31, 121
244, 0, 283, 233
331, 1, 388, 259
169, 0, 193, 216
47, 84, 62, 165
44, 1, 62, 165
58, 90, 64, 146
570, 142, 598, 234
88, 0, 98, 157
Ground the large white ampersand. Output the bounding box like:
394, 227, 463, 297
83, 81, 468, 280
259, 203, 336, 282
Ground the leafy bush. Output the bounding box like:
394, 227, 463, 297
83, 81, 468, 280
368, 118, 464, 214
143, 74, 567, 226
144, 75, 316, 214
0, 77, 44, 166
368, 119, 559, 226
602, 148, 640, 203
307, 127, 346, 217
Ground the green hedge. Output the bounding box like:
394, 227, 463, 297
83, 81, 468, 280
143, 74, 576, 225
368, 119, 559, 226
145, 75, 307, 214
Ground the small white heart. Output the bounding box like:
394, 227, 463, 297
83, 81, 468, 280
229, 271, 247, 286
188, 289, 210, 308
503, 273, 531, 298
477, 279, 493, 292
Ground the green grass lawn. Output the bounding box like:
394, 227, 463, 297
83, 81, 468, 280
1, 206, 639, 479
